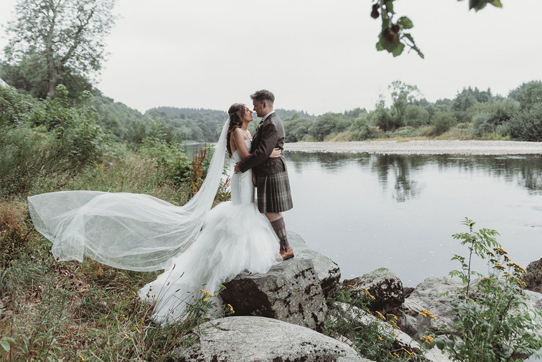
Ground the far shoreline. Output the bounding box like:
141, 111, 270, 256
284, 139, 542, 155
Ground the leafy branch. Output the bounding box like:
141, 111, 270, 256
371, 0, 503, 58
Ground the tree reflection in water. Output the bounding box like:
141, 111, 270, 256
284, 152, 542, 201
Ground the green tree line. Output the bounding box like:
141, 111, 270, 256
282, 80, 542, 143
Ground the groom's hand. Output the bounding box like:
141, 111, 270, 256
234, 162, 241, 174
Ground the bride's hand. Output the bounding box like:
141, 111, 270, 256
270, 148, 282, 158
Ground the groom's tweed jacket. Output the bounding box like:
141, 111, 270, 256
238, 112, 286, 176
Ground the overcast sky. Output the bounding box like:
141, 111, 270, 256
1, 0, 541, 116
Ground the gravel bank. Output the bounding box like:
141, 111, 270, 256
284, 140, 542, 155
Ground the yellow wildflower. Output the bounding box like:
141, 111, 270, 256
124, 333, 130, 339
420, 309, 437, 320
493, 247, 508, 255
486, 250, 495, 257
78, 355, 85, 361
489, 258, 498, 263
494, 264, 505, 271
377, 335, 383, 341
203, 297, 208, 302
375, 311, 386, 320
227, 303, 235, 314
422, 335, 436, 344
361, 288, 376, 300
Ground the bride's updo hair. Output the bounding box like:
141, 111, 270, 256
227, 103, 246, 157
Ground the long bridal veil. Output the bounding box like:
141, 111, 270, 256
28, 119, 231, 272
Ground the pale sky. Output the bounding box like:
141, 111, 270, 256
1, 0, 541, 116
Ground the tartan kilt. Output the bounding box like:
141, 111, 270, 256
256, 171, 293, 213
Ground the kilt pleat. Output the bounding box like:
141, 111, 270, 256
256, 171, 293, 213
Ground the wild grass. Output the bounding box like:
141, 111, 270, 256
0, 147, 222, 360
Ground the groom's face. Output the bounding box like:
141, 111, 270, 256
253, 100, 266, 118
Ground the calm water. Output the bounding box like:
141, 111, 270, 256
282, 152, 542, 287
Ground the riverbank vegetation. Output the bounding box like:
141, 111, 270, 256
283, 80, 542, 143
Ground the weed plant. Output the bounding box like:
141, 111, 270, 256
423, 218, 542, 361
324, 286, 425, 361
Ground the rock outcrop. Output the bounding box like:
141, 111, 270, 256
343, 267, 404, 315
397, 277, 461, 338
221, 231, 338, 332
0, 78, 8, 88
288, 231, 341, 298
222, 257, 328, 331
176, 316, 370, 362
525, 258, 542, 293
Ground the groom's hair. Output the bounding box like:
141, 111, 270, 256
251, 89, 275, 107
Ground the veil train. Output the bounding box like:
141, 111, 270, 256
28, 119, 231, 272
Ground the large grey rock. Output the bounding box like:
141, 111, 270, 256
330, 302, 452, 362
289, 231, 341, 298
222, 257, 328, 331
0, 78, 8, 88
525, 258, 542, 293
343, 268, 404, 315
176, 316, 370, 362
398, 277, 461, 338
399, 276, 542, 339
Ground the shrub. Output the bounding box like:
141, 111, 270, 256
425, 218, 542, 361
430, 112, 456, 136
469, 99, 520, 137
508, 103, 542, 141
404, 105, 429, 128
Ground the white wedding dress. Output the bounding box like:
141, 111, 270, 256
28, 120, 281, 324
139, 139, 280, 323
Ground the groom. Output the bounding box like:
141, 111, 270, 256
234, 90, 294, 260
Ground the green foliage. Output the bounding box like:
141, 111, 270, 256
508, 81, 542, 110
404, 105, 429, 127
3, 0, 116, 98
349, 114, 376, 140
370, 0, 501, 58
284, 117, 313, 142
0, 85, 112, 196
371, 104, 396, 132
309, 113, 352, 141
469, 98, 520, 136
508, 103, 542, 141
430, 111, 456, 136
452, 86, 493, 112
325, 287, 422, 361
426, 218, 542, 362
389, 81, 421, 126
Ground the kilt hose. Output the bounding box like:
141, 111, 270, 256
256, 171, 293, 214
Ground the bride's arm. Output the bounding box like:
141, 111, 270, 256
232, 128, 251, 159
233, 128, 282, 160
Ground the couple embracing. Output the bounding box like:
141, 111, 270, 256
28, 89, 295, 323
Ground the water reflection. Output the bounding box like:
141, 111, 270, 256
286, 153, 542, 199
283, 152, 542, 285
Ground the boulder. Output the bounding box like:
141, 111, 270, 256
288, 231, 341, 298
0, 78, 8, 88
175, 316, 370, 362
398, 276, 542, 339
343, 268, 404, 315
397, 277, 461, 339
525, 258, 542, 293
330, 302, 452, 362
222, 257, 328, 331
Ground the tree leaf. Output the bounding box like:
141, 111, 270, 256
385, 1, 394, 14
0, 341, 10, 352
398, 16, 414, 29
392, 42, 405, 57
491, 0, 503, 8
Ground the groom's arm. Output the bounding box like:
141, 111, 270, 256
238, 122, 279, 173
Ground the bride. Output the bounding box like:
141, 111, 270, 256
28, 103, 283, 324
